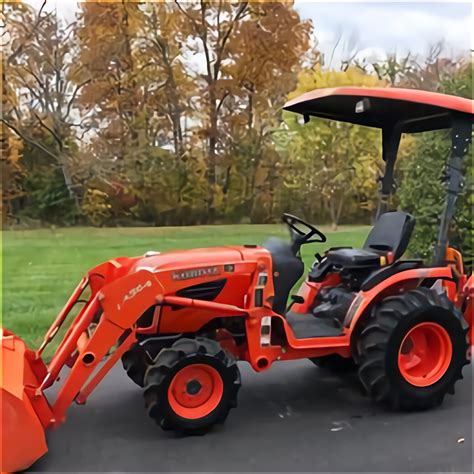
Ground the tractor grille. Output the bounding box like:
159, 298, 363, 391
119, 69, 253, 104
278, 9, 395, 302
176, 278, 226, 301
137, 306, 156, 328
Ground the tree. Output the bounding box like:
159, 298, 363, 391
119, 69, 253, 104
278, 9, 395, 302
398, 131, 447, 257
399, 60, 473, 266
73, 2, 144, 222
1, 1, 34, 222
74, 2, 207, 225
136, 2, 194, 159
77, 1, 312, 225
173, 1, 312, 220
283, 66, 386, 229
9, 0, 469, 237
217, 2, 313, 222
74, 2, 144, 154
172, 0, 251, 219
2, 4, 92, 219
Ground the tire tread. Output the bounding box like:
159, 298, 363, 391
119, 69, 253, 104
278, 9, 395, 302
143, 337, 241, 432
358, 287, 469, 410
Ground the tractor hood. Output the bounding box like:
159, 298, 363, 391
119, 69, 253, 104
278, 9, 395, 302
85, 245, 265, 296
131, 246, 246, 275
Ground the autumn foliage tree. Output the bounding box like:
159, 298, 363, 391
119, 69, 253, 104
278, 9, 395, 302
220, 2, 313, 222
1, 1, 32, 221
283, 67, 386, 229
2, 0, 471, 261
398, 59, 472, 265
2, 2, 93, 222
70, 1, 312, 224
165, 1, 313, 220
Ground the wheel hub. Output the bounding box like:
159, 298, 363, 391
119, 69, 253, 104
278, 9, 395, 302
186, 379, 202, 395
398, 322, 453, 387
168, 364, 224, 419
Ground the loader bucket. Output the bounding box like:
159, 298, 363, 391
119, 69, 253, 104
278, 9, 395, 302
1, 330, 51, 472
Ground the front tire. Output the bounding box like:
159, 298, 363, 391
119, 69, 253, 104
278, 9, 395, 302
143, 338, 241, 433
122, 343, 150, 387
358, 288, 469, 410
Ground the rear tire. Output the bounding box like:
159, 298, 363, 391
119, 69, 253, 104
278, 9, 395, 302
310, 354, 357, 373
358, 288, 469, 410
144, 337, 241, 433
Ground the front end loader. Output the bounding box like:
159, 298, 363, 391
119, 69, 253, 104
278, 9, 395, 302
2, 87, 472, 472
1, 259, 166, 472
1, 330, 49, 471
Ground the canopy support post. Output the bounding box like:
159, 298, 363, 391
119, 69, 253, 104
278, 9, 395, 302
376, 124, 402, 220
433, 116, 471, 266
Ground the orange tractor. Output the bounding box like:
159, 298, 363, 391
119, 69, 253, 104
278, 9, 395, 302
2, 87, 472, 472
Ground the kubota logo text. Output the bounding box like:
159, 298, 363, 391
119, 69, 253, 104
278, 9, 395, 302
172, 266, 220, 281
123, 280, 152, 304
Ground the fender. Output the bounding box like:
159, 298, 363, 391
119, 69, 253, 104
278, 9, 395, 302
344, 266, 454, 330
463, 274, 473, 348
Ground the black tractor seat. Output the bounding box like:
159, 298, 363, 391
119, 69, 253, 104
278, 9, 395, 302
326, 211, 416, 269
326, 248, 382, 268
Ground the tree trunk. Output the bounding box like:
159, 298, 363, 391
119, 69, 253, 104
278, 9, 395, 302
327, 192, 346, 231
328, 198, 338, 231
206, 93, 218, 221
1, 26, 10, 224
57, 144, 81, 213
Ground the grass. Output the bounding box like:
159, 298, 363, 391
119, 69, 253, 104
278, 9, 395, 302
2, 224, 369, 352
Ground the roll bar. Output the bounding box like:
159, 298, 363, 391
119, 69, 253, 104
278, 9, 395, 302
433, 115, 472, 265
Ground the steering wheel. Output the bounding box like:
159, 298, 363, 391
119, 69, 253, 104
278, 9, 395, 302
282, 213, 327, 253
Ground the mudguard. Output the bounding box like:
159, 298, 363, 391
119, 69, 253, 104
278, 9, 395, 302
344, 267, 454, 329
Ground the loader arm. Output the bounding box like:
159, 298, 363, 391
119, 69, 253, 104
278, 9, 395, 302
49, 270, 166, 423
1, 269, 164, 472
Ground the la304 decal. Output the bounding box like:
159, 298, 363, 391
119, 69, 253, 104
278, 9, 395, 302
123, 280, 152, 304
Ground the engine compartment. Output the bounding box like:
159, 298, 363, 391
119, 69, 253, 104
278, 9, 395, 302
312, 286, 356, 326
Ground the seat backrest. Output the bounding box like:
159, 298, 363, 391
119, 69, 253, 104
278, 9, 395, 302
363, 211, 416, 260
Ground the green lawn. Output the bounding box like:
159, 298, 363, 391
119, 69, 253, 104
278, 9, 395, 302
2, 224, 369, 352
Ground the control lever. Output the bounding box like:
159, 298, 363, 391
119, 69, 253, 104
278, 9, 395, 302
287, 295, 304, 312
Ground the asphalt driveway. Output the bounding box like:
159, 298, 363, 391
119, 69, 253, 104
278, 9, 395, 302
32, 360, 472, 472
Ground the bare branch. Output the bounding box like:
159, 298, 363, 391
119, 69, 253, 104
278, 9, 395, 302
328, 32, 342, 69
216, 0, 223, 43
214, 1, 248, 81
216, 91, 230, 114
32, 111, 63, 149
174, 0, 199, 32
199, 1, 213, 83
1, 118, 58, 161
63, 78, 92, 121
19, 64, 47, 93
14, 68, 44, 105
8, 0, 47, 64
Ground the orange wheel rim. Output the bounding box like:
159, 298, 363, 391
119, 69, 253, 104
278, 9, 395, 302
398, 322, 452, 387
168, 364, 224, 419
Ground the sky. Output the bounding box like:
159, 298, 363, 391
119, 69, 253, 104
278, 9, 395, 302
28, 0, 472, 67
294, 1, 472, 67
